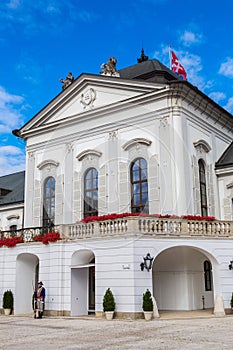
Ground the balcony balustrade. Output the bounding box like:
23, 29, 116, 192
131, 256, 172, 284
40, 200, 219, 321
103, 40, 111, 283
1, 217, 232, 244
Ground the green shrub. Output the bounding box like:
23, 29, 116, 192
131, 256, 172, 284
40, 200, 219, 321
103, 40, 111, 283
2, 290, 14, 309
103, 288, 115, 312
142, 289, 153, 312
230, 293, 233, 308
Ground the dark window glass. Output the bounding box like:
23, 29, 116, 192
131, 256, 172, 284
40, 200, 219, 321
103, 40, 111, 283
9, 225, 17, 233
198, 160, 208, 216
131, 158, 149, 214
204, 260, 212, 291
84, 168, 98, 218
43, 177, 55, 228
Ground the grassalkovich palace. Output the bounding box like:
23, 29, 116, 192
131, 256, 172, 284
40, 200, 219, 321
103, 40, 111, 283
0, 51, 233, 318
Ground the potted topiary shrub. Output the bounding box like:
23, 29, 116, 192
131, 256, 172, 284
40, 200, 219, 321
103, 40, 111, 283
230, 292, 233, 311
2, 290, 14, 315
142, 289, 153, 321
103, 288, 115, 320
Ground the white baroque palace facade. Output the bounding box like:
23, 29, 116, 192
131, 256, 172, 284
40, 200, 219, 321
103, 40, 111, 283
0, 55, 233, 318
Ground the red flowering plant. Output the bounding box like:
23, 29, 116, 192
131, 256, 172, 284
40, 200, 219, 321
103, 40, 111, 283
81, 213, 216, 224
33, 231, 61, 245
0, 236, 23, 248
81, 212, 141, 223
81, 212, 181, 223
181, 215, 215, 221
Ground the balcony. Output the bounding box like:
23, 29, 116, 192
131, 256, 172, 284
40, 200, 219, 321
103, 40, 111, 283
1, 216, 233, 244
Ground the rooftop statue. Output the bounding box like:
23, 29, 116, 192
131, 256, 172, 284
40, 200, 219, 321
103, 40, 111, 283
100, 57, 120, 77
59, 72, 74, 90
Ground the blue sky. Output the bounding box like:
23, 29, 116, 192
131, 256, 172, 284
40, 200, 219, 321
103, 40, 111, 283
0, 0, 233, 175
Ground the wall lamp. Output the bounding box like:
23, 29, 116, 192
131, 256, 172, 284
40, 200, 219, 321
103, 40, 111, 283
229, 260, 233, 270
140, 253, 154, 271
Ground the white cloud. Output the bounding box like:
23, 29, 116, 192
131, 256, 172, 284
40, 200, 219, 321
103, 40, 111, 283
208, 92, 226, 103
219, 57, 233, 78
0, 86, 25, 131
154, 46, 212, 91
224, 97, 233, 113
0, 145, 25, 176
180, 30, 203, 47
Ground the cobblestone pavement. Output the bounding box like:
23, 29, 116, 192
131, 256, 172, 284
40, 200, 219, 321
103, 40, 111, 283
1, 314, 233, 350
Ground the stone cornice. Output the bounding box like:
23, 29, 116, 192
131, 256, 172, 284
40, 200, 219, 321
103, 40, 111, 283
18, 86, 169, 140
168, 81, 233, 131
18, 74, 164, 135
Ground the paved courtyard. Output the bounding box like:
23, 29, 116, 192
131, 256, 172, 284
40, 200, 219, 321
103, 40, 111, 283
1, 313, 233, 350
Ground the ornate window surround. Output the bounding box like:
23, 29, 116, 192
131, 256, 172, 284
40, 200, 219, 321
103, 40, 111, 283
76, 149, 102, 162
37, 159, 59, 170
122, 138, 151, 214
83, 167, 98, 217
193, 139, 212, 216
37, 159, 59, 226
42, 176, 56, 227
198, 159, 208, 216
193, 139, 211, 153
7, 214, 20, 230
130, 157, 149, 214
122, 138, 152, 151
76, 149, 102, 219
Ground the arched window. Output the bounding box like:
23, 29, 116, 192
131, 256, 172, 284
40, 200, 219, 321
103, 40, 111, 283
198, 159, 208, 216
84, 168, 98, 218
130, 158, 149, 213
43, 176, 55, 228
204, 260, 212, 291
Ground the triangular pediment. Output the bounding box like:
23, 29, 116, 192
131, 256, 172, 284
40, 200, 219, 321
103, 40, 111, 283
19, 73, 165, 136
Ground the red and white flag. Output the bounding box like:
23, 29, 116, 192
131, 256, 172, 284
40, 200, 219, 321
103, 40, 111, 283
171, 50, 187, 80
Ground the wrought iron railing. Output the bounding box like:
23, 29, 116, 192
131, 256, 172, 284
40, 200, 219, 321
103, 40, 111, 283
0, 226, 60, 242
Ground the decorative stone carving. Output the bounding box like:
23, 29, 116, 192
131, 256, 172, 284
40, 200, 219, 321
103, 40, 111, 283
109, 130, 118, 140
122, 138, 152, 151
76, 149, 102, 161
193, 139, 211, 153
37, 159, 59, 170
227, 181, 233, 189
59, 72, 74, 90
100, 57, 120, 77
160, 117, 168, 128
80, 88, 96, 109
66, 142, 74, 153
28, 151, 35, 159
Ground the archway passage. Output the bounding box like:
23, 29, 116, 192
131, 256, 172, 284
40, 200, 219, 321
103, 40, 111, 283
153, 246, 214, 311
71, 249, 95, 316
15, 253, 39, 315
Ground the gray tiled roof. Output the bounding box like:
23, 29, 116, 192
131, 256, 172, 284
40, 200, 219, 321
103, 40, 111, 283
118, 59, 182, 83
215, 141, 233, 169
0, 171, 25, 206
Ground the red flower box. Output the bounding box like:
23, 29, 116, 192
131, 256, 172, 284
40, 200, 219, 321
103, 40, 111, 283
33, 231, 61, 245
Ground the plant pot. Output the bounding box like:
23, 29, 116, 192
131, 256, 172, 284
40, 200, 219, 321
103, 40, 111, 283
144, 311, 153, 321
4, 308, 11, 316
105, 311, 114, 320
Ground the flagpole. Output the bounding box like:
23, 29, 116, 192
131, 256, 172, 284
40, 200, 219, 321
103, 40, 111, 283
168, 45, 172, 69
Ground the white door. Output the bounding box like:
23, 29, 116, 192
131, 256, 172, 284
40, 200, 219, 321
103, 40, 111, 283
71, 267, 88, 316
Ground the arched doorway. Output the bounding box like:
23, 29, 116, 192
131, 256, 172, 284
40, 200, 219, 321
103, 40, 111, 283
152, 246, 214, 311
71, 249, 95, 316
15, 253, 39, 315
